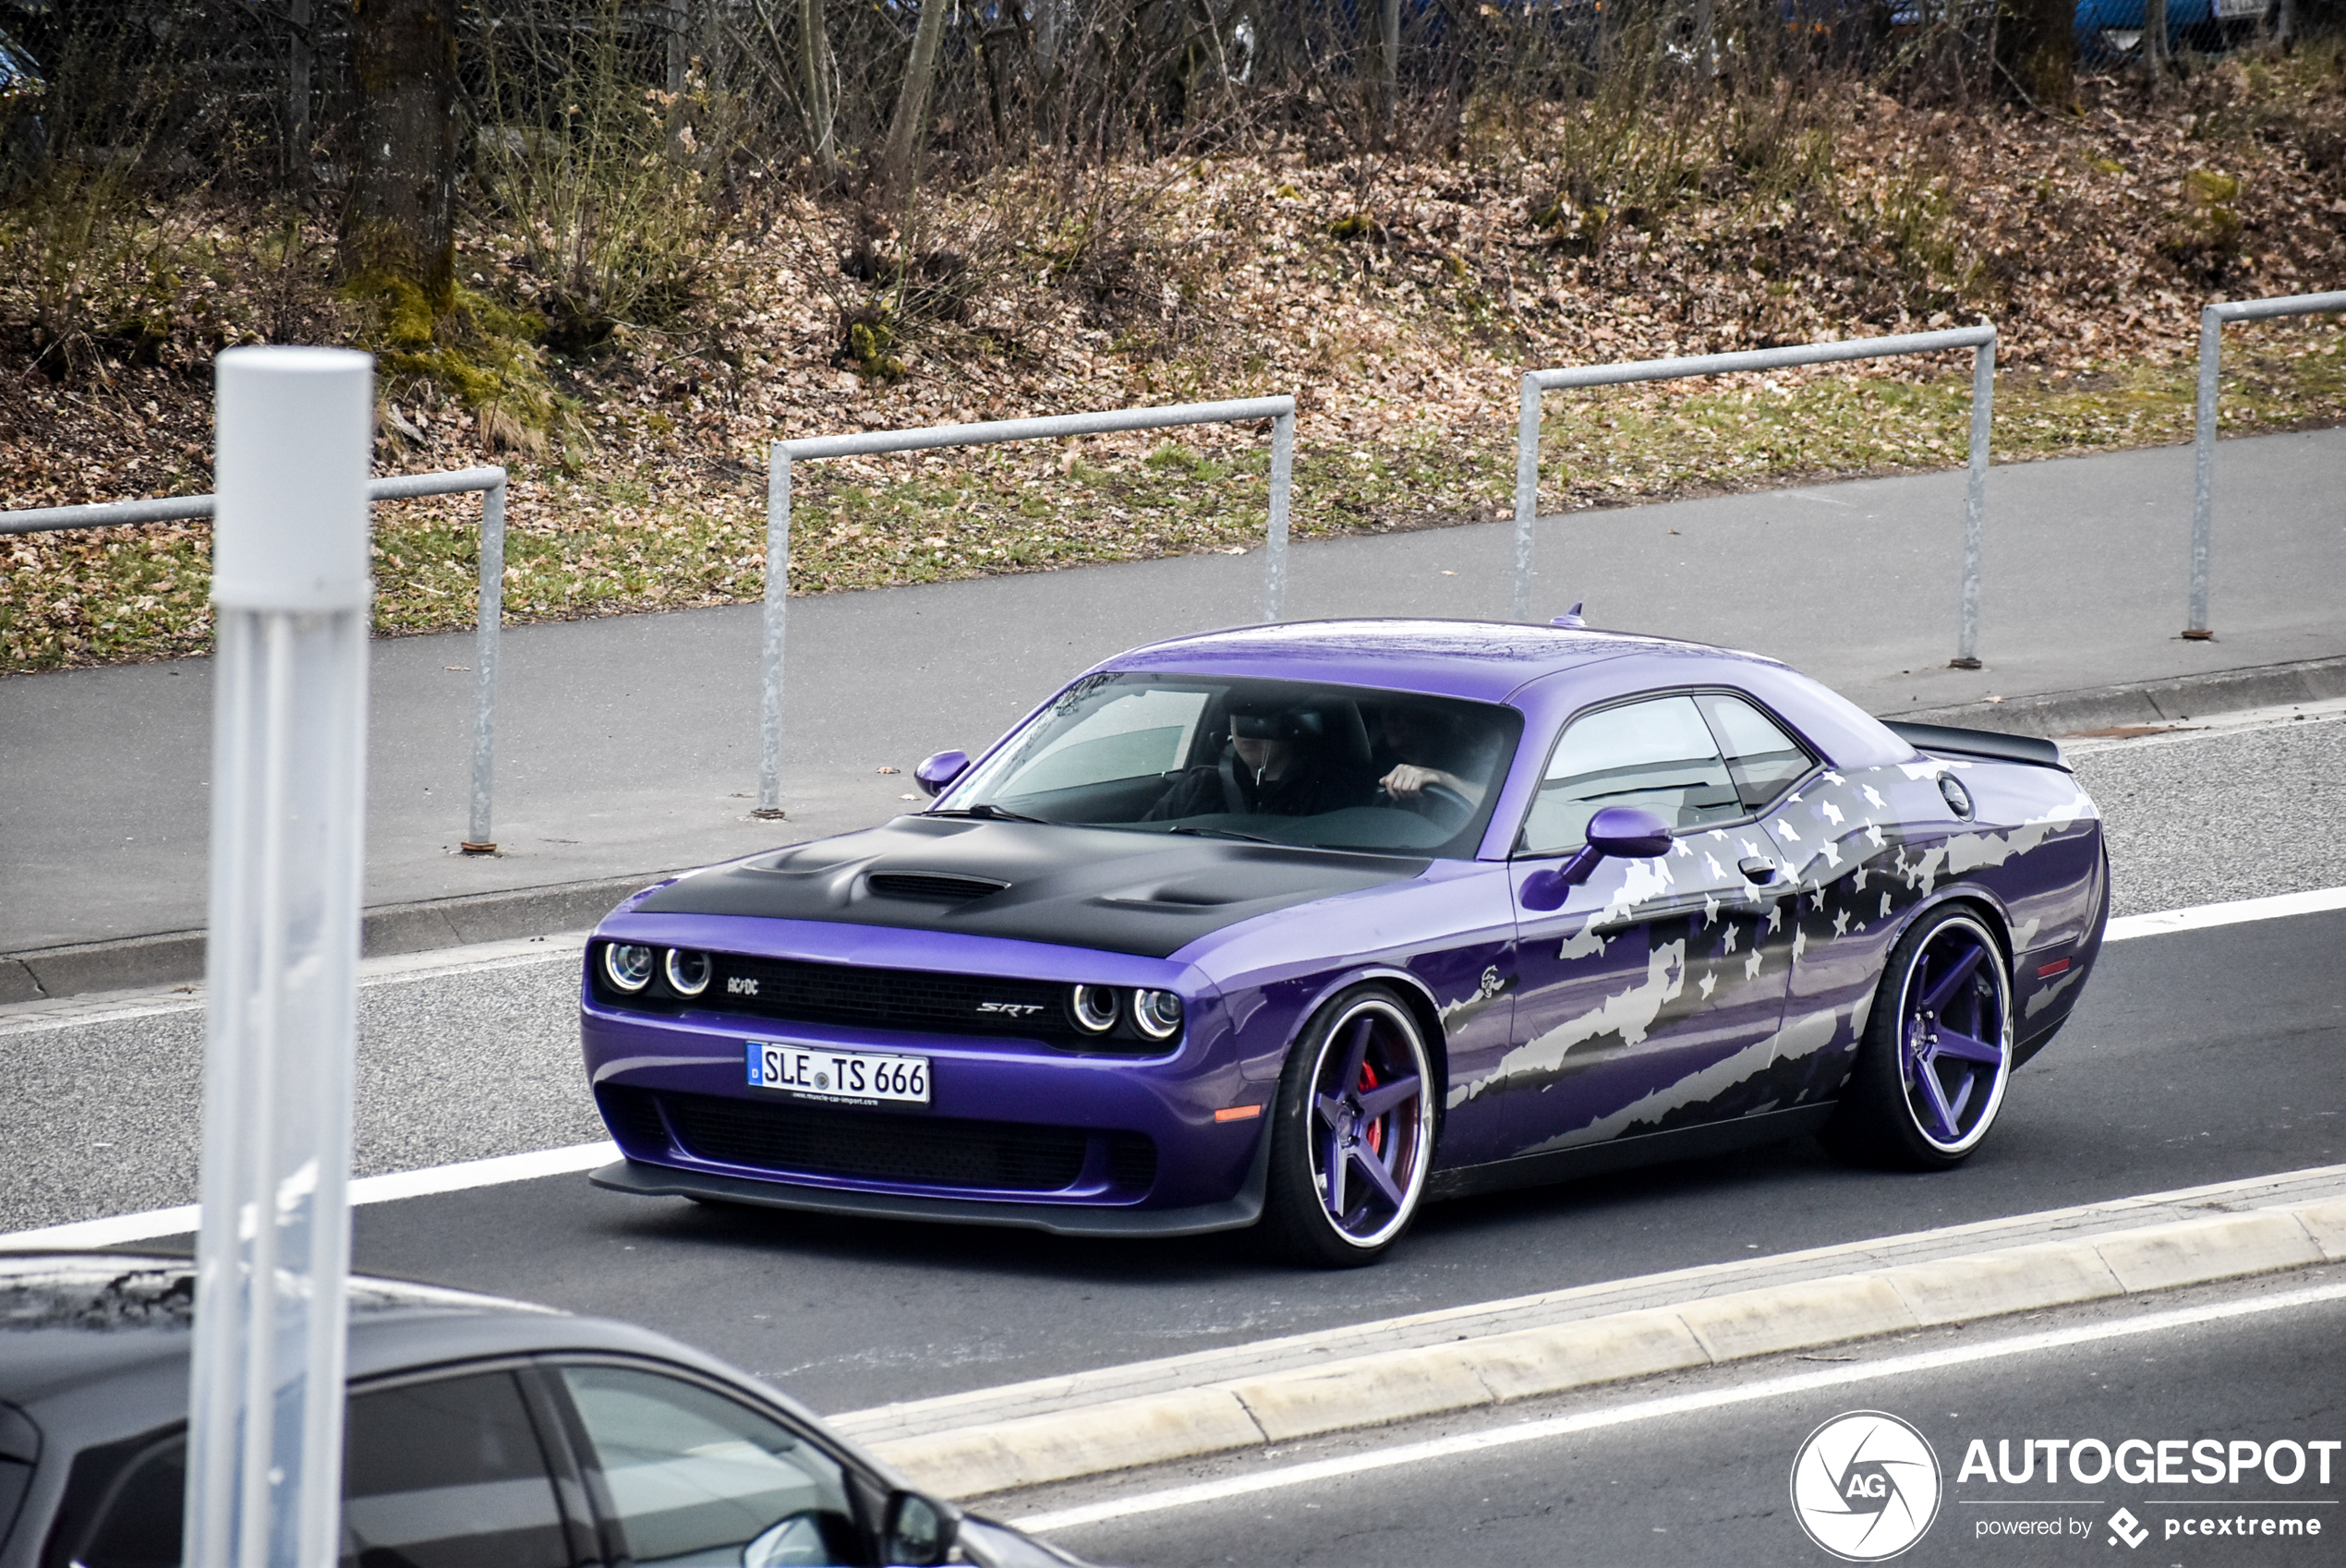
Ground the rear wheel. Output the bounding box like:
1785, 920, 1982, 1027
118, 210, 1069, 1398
1257, 985, 1436, 1268
1822, 905, 2013, 1170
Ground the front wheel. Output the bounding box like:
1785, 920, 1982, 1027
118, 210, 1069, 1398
1822, 905, 2013, 1171
1257, 985, 1436, 1268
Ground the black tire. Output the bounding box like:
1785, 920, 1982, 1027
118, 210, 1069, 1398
1256, 984, 1437, 1268
1821, 904, 2014, 1172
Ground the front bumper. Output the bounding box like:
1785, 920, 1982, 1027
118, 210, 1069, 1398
589, 1136, 1273, 1237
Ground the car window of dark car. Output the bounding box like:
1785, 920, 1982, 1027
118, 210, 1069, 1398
1520, 694, 1743, 853
62, 1369, 571, 1568
1695, 692, 1817, 812
555, 1363, 864, 1567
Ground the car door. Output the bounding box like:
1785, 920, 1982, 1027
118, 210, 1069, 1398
1451, 692, 1801, 1166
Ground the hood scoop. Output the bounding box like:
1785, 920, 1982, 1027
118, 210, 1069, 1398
866, 871, 1010, 902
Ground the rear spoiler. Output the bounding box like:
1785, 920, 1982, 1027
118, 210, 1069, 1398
1882, 720, 2071, 773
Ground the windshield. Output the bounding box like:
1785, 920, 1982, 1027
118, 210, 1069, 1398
937, 672, 1522, 857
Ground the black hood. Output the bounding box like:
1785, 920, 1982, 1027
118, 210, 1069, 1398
634, 816, 1431, 959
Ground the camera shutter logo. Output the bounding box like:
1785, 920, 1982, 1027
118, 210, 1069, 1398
1789, 1411, 1943, 1561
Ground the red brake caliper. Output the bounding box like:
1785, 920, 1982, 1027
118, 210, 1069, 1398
1359, 1059, 1385, 1157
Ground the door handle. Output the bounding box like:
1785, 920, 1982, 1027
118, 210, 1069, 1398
1739, 857, 1781, 885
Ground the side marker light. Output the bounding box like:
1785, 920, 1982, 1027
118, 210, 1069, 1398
1214, 1104, 1263, 1123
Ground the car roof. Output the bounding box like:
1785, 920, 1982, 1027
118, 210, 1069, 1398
0, 1254, 849, 1469
1098, 617, 1784, 703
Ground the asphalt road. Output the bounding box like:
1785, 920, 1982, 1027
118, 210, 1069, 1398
6, 428, 2342, 950
1002, 1273, 2346, 1568
4, 714, 2340, 1423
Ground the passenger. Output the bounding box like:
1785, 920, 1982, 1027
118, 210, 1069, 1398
1146, 703, 1366, 820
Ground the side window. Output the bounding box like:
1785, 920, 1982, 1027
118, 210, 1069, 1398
1520, 694, 1742, 854
341, 1369, 571, 1568
66, 1369, 570, 1568
1696, 694, 1815, 812
557, 1364, 863, 1568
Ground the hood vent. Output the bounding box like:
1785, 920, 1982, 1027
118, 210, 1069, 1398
867, 872, 1010, 902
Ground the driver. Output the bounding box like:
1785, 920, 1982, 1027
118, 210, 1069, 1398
1373, 703, 1498, 815
1146, 703, 1364, 820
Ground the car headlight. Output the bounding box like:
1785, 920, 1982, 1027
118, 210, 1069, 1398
664, 948, 712, 997
602, 943, 656, 994
1131, 988, 1183, 1041
1070, 983, 1119, 1034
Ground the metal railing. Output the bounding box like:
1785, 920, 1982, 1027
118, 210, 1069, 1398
1515, 325, 1999, 667
2188, 289, 2346, 638
760, 396, 1297, 816
2, 466, 509, 852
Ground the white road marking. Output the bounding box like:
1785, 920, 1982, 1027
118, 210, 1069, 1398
1010, 1280, 2346, 1535
2105, 885, 2346, 943
0, 1140, 617, 1251
0, 931, 590, 1037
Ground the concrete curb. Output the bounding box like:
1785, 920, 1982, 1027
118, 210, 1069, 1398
867, 1195, 2346, 1500
0, 871, 669, 1005
1887, 654, 2346, 739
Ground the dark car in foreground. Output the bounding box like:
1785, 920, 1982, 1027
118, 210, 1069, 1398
583, 619, 2109, 1266
0, 1253, 1080, 1567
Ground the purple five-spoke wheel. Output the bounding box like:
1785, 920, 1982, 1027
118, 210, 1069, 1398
1305, 995, 1433, 1248
1893, 912, 2012, 1156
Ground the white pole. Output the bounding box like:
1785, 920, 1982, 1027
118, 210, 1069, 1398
187, 346, 373, 1568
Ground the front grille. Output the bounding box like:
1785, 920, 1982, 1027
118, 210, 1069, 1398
714, 953, 1068, 1038
597, 1083, 670, 1152
655, 1089, 1155, 1194
589, 945, 1178, 1053
867, 873, 1009, 901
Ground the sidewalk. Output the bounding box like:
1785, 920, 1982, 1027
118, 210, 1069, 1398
4, 427, 2341, 991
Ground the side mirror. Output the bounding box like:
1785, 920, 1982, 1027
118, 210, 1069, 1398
882, 1490, 956, 1567
913, 750, 969, 799
1586, 804, 1674, 860
1521, 805, 1675, 908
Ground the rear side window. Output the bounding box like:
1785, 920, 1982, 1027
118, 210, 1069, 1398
63, 1369, 570, 1568
341, 1369, 571, 1567
1521, 694, 1743, 853
1696, 693, 1815, 812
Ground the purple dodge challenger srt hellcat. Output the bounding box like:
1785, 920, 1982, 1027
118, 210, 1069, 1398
580, 619, 2109, 1266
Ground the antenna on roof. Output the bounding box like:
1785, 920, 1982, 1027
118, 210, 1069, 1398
1551, 603, 1586, 630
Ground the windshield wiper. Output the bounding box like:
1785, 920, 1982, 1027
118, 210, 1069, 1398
928, 803, 1053, 825
1164, 824, 1279, 844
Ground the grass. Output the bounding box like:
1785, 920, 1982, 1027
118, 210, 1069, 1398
5, 320, 2342, 673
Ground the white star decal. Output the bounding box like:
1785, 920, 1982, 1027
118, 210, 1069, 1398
1699, 971, 1718, 1000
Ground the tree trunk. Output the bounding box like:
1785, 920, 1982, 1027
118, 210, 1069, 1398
1997, 0, 2076, 112
800, 0, 840, 180
287, 0, 313, 189
882, 0, 950, 190
1379, 0, 1399, 139
343, 0, 458, 301
2145, 0, 2171, 71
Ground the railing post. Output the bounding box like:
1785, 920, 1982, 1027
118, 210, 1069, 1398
1264, 410, 1294, 622
2187, 304, 2223, 639
757, 448, 792, 819
1953, 331, 1996, 669
465, 473, 504, 852
1513, 374, 1540, 622
187, 346, 372, 1568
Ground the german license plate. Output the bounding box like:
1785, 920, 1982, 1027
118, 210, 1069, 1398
747, 1042, 929, 1105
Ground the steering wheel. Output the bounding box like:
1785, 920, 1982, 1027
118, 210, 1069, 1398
1379, 779, 1474, 831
